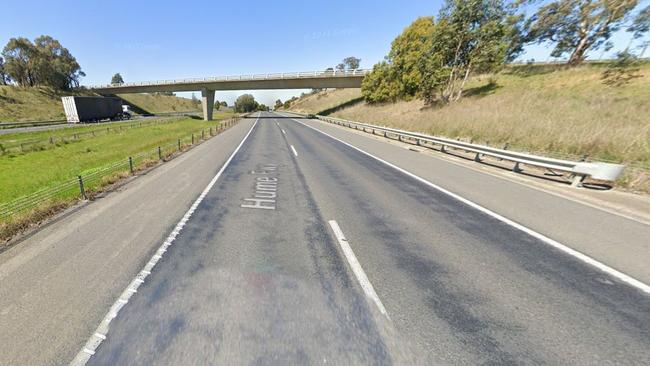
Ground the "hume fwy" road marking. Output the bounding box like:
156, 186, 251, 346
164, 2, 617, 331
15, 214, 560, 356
241, 164, 278, 210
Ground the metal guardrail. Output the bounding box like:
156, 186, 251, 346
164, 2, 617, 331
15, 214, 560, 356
308, 114, 625, 186
0, 120, 68, 129
87, 69, 371, 89
0, 111, 201, 131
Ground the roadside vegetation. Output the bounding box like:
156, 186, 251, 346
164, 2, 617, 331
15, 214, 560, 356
360, 1, 649, 105
283, 0, 650, 192
0, 35, 202, 122
281, 88, 363, 114
0, 112, 232, 154
0, 115, 239, 242
285, 62, 650, 192
234, 94, 269, 112
0, 118, 220, 202
0, 85, 203, 122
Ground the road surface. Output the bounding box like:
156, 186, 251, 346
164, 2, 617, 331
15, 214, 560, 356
1, 112, 649, 365
88, 112, 650, 364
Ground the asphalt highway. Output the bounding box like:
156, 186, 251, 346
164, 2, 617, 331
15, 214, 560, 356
81, 111, 650, 365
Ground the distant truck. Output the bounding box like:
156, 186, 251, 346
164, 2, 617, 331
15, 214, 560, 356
61, 96, 131, 123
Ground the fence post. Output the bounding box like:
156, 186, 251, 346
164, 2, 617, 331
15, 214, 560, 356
129, 156, 134, 173
210, 127, 213, 136
178, 139, 181, 151
78, 175, 87, 200
202, 130, 205, 140
158, 146, 162, 160
191, 134, 194, 145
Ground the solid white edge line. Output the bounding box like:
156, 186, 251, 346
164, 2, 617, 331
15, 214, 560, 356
290, 145, 298, 157
286, 115, 650, 295
69, 112, 261, 366
328, 220, 389, 318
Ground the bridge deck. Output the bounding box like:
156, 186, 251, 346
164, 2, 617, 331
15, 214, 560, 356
90, 70, 369, 94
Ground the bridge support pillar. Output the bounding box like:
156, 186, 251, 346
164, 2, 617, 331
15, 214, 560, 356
201, 88, 215, 121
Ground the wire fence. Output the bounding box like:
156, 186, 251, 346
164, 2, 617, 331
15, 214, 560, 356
0, 115, 208, 155
0, 117, 242, 222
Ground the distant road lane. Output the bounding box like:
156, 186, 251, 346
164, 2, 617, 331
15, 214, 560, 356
85, 112, 650, 365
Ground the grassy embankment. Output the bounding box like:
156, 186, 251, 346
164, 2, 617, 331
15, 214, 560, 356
0, 114, 235, 240
285, 63, 650, 192
0, 85, 201, 122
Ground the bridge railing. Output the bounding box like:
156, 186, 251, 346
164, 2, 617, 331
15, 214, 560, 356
88, 69, 371, 89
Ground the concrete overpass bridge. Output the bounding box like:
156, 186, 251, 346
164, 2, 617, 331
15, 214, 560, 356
89, 69, 370, 120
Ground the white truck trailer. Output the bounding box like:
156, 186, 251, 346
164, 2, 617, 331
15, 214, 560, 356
61, 96, 131, 123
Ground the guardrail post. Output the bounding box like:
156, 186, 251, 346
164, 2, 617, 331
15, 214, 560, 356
499, 143, 509, 161
129, 157, 134, 173
78, 175, 87, 200
474, 152, 481, 162
158, 146, 162, 160
571, 174, 586, 187
513, 162, 521, 173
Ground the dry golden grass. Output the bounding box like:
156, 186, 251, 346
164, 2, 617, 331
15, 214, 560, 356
285, 88, 362, 114
117, 93, 200, 114
0, 85, 200, 122
0, 86, 94, 122
288, 63, 650, 191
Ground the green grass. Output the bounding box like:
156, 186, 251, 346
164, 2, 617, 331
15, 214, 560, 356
0, 118, 221, 203
0, 111, 235, 152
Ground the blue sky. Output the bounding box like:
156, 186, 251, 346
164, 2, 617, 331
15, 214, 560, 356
1, 0, 647, 105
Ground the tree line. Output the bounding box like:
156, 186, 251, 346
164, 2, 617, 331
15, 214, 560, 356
234, 94, 269, 112
362, 0, 650, 104
0, 36, 85, 90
